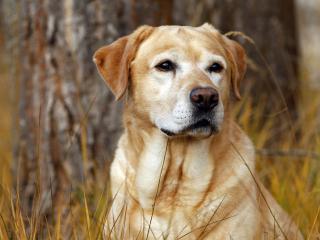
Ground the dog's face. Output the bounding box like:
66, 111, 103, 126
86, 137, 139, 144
94, 24, 246, 138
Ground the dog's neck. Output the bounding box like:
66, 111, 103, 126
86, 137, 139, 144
120, 110, 245, 209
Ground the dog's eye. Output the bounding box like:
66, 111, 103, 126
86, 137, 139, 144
208, 63, 224, 73
155, 60, 175, 72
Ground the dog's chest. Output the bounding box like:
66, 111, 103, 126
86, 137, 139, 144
133, 134, 215, 211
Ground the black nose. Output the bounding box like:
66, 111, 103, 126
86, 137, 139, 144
190, 87, 219, 111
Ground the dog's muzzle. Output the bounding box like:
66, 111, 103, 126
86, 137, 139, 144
160, 87, 221, 137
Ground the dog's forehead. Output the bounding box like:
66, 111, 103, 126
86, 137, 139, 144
137, 25, 226, 59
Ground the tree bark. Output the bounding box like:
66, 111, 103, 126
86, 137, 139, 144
15, 0, 127, 224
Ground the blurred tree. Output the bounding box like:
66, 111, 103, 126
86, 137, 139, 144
10, 0, 299, 235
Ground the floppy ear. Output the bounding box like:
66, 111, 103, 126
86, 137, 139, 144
224, 37, 247, 100
93, 26, 154, 100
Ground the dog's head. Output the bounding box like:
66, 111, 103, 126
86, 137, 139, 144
93, 24, 247, 138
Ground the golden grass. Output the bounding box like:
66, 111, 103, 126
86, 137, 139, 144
235, 90, 320, 239
0, 63, 319, 239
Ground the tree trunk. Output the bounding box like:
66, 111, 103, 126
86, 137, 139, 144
15, 0, 125, 222
297, 0, 320, 89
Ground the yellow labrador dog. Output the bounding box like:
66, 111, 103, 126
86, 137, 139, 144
93, 24, 303, 240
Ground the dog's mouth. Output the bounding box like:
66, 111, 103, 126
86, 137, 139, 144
186, 119, 211, 130
160, 119, 218, 137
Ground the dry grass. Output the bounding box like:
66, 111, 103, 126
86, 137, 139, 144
235, 88, 320, 239
0, 56, 319, 240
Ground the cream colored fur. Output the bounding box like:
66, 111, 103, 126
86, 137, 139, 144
93, 24, 304, 240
